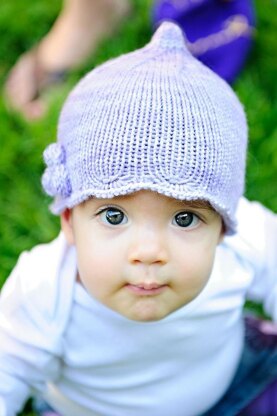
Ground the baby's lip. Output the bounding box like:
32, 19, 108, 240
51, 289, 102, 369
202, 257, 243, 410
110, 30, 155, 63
135, 282, 165, 290
125, 282, 168, 295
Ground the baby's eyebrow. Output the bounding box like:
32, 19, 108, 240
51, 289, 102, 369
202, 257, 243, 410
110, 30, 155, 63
84, 194, 133, 207
86, 194, 131, 203
180, 200, 213, 210
86, 195, 213, 209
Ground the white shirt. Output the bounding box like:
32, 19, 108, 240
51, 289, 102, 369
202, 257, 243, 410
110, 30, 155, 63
0, 198, 277, 416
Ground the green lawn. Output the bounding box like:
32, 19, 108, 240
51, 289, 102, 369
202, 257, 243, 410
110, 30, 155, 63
0, 0, 276, 414
0, 0, 152, 287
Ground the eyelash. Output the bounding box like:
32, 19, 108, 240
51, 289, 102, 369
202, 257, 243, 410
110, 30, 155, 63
95, 207, 201, 229
95, 207, 127, 226
172, 211, 201, 229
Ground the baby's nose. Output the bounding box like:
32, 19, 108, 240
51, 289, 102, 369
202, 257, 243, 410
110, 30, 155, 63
128, 228, 168, 265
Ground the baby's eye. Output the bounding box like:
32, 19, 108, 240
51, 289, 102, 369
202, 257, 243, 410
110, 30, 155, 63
173, 211, 200, 228
98, 208, 127, 225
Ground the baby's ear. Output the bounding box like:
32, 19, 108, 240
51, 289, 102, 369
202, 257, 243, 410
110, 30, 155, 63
61, 208, 75, 245
218, 221, 225, 245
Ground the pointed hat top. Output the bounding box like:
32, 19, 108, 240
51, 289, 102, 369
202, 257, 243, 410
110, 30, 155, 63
150, 21, 190, 53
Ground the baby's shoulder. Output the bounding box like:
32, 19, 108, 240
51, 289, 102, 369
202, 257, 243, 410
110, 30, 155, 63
223, 197, 277, 270
0, 232, 76, 334
14, 232, 70, 291
2, 233, 68, 300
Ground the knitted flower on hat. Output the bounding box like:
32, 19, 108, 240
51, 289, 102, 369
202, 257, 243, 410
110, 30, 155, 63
42, 21, 248, 234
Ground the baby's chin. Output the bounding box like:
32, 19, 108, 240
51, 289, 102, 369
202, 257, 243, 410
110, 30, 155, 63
111, 297, 190, 323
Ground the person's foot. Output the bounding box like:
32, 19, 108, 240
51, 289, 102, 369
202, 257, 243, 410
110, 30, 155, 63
4, 0, 130, 120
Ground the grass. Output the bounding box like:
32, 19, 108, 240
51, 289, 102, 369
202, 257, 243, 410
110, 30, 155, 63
0, 0, 152, 287
0, 0, 276, 414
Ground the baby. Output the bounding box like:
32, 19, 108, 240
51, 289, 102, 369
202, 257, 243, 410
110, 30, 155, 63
1, 22, 277, 416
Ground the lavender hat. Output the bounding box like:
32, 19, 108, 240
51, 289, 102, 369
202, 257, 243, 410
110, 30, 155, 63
152, 0, 255, 83
42, 22, 248, 234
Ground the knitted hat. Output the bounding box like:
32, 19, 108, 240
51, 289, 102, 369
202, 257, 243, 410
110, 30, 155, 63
42, 21, 248, 234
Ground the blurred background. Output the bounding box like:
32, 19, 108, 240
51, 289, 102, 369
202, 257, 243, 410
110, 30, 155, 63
0, 1, 276, 414
0, 0, 276, 284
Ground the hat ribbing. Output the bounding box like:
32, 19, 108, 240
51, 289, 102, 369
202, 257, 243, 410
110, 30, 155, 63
42, 22, 248, 234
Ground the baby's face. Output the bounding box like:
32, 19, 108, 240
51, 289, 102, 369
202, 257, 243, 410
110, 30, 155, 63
62, 190, 223, 322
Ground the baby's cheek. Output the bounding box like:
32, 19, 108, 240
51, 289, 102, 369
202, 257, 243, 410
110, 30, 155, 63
197, 250, 217, 289
79, 254, 119, 297
182, 250, 214, 292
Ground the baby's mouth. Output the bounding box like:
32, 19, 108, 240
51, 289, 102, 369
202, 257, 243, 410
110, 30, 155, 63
125, 282, 168, 296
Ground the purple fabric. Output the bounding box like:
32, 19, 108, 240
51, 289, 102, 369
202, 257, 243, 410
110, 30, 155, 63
241, 381, 277, 416
238, 316, 277, 416
42, 413, 59, 416
152, 0, 255, 83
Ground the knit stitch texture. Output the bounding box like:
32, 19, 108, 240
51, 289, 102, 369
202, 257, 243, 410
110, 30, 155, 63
42, 21, 248, 234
